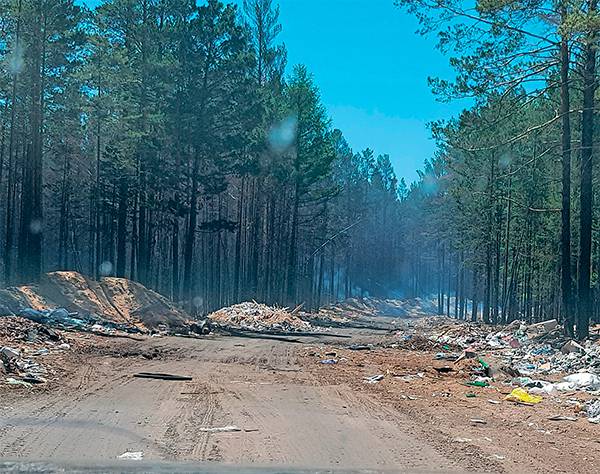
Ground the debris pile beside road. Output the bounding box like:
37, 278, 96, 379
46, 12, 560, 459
398, 316, 600, 376
208, 301, 311, 332
0, 315, 63, 344
0, 316, 71, 387
18, 307, 142, 336
390, 315, 600, 422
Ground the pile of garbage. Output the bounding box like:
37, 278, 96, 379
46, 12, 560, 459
18, 307, 141, 336
401, 317, 600, 376
208, 302, 311, 332
405, 316, 600, 423
0, 315, 63, 344
0, 316, 71, 387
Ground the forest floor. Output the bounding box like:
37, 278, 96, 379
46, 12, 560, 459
1, 319, 599, 473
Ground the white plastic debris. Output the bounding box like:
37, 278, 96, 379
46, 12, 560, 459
561, 373, 600, 391
198, 425, 241, 432
5, 377, 32, 388
363, 374, 384, 384
118, 451, 144, 460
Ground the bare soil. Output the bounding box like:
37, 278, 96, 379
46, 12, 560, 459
1, 325, 598, 472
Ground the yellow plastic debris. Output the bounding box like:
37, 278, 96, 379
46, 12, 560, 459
504, 387, 543, 404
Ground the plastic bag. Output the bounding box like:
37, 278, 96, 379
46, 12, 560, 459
562, 373, 600, 390
504, 387, 543, 404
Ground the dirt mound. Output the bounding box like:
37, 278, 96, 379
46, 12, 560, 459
100, 277, 188, 331
208, 301, 311, 332
0, 271, 189, 332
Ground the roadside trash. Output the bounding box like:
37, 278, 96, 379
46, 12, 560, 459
470, 418, 487, 424
394, 372, 424, 382
466, 393, 476, 398
433, 366, 453, 373
561, 340, 585, 354
133, 372, 193, 381
561, 373, 600, 391
396, 315, 600, 380
466, 380, 489, 387
363, 374, 384, 384
504, 388, 542, 404
198, 425, 242, 432
515, 378, 557, 396
453, 437, 472, 443
434, 352, 460, 361
1, 339, 50, 385
118, 451, 144, 460
488, 400, 500, 404
324, 351, 337, 357
31, 348, 50, 356
19, 307, 141, 335
0, 347, 20, 360
507, 338, 520, 348
525, 319, 557, 337
5, 377, 33, 388
319, 359, 337, 364
189, 319, 212, 335
478, 358, 491, 377
585, 400, 600, 423
464, 350, 477, 359
21, 374, 46, 384
493, 454, 506, 460
548, 415, 578, 421
348, 344, 370, 351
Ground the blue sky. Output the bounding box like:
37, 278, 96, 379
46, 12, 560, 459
81, 0, 468, 183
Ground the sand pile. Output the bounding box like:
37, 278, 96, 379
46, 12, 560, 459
0, 271, 189, 332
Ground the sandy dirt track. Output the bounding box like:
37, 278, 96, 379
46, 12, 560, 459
0, 331, 464, 472
1, 328, 598, 473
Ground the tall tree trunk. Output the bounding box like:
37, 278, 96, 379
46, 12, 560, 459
560, 15, 575, 336
171, 218, 179, 301
233, 177, 244, 301
577, 0, 597, 340
501, 172, 512, 323
286, 180, 300, 304
471, 268, 478, 322
115, 177, 128, 277
19, 2, 44, 283
4, 0, 23, 284
437, 243, 444, 315
183, 155, 199, 309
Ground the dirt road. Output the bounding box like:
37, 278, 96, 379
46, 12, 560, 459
0, 330, 467, 472
1, 328, 598, 473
